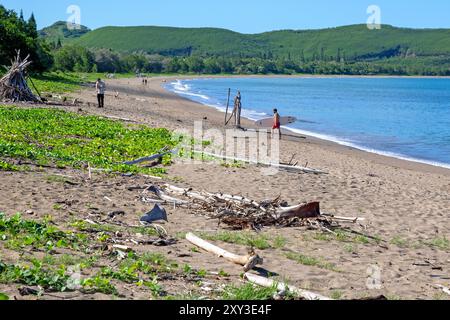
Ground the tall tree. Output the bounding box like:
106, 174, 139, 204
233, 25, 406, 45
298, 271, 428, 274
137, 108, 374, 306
27, 13, 38, 39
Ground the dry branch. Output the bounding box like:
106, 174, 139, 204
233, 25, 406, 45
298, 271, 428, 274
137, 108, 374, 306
244, 273, 332, 301
0, 51, 40, 102
186, 233, 263, 272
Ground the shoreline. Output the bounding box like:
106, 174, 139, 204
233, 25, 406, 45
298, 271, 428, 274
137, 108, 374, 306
19, 75, 448, 300
159, 75, 450, 176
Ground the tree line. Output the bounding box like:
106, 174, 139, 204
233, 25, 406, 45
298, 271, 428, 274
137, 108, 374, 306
0, 5, 53, 72
2, 5, 450, 77
52, 45, 450, 76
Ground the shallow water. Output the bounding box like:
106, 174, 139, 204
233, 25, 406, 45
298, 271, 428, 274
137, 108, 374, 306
165, 77, 450, 169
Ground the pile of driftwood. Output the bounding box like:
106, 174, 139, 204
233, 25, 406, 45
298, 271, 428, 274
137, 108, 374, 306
141, 184, 364, 231
0, 51, 40, 103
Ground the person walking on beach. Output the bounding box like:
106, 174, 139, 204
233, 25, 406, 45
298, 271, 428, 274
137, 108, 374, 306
234, 91, 242, 128
272, 108, 282, 139
96, 78, 106, 108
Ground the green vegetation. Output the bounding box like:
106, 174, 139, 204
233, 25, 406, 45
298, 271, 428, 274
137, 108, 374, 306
0, 213, 85, 251
330, 290, 344, 300
0, 292, 9, 300
391, 236, 408, 248
222, 283, 278, 300
0, 160, 19, 172
4, 3, 450, 76
0, 5, 53, 72
199, 231, 279, 250
0, 212, 184, 297
285, 252, 339, 272
38, 21, 90, 46
426, 237, 449, 251
71, 24, 450, 60
63, 24, 450, 76
0, 106, 175, 175
0, 260, 72, 292
309, 229, 381, 246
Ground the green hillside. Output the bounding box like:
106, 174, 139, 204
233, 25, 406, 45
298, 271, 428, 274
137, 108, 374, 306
72, 24, 450, 60
39, 21, 90, 45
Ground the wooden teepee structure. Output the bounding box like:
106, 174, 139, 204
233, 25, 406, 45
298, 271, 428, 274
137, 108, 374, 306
0, 51, 40, 102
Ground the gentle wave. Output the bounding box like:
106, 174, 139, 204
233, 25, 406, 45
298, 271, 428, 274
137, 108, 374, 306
285, 127, 450, 170
168, 80, 268, 121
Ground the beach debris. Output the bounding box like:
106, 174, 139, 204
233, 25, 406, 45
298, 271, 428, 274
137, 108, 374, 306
0, 51, 40, 103
194, 150, 327, 174
139, 183, 364, 231
108, 210, 126, 219
435, 284, 450, 296
244, 273, 332, 301
18, 286, 41, 296
143, 185, 189, 205
277, 202, 321, 219
321, 213, 366, 223
140, 204, 168, 224
123, 147, 177, 166
112, 244, 133, 252
413, 260, 443, 271
186, 233, 263, 272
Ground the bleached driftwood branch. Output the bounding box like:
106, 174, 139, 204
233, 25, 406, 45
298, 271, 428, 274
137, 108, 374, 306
244, 273, 332, 301
186, 233, 263, 272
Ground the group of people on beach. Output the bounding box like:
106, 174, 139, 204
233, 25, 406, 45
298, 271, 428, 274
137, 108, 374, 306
94, 78, 282, 138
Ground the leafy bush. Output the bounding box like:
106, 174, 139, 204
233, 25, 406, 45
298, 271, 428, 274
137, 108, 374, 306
0, 106, 175, 175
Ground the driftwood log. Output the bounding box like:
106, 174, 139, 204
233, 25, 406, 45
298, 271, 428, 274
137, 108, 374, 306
140, 183, 365, 231
186, 233, 263, 272
244, 273, 332, 301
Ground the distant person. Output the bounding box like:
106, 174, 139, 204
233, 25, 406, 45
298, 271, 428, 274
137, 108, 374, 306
272, 108, 282, 139
96, 78, 106, 108
234, 91, 242, 128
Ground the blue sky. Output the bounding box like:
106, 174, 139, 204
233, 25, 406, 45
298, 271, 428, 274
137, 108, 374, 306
2, 0, 450, 33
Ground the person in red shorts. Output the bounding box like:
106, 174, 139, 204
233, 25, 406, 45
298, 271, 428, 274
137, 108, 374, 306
272, 108, 282, 139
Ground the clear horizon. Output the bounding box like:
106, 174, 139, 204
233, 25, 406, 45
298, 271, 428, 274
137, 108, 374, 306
2, 0, 450, 33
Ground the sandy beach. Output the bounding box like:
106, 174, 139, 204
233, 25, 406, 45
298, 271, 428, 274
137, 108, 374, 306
1, 75, 449, 300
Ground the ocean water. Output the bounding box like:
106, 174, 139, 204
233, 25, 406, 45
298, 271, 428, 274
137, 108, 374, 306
165, 77, 450, 169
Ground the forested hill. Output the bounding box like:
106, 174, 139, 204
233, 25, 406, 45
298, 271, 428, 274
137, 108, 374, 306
70, 24, 450, 60
38, 21, 90, 45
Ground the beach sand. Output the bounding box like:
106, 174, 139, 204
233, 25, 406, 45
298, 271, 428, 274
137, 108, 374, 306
0, 76, 449, 300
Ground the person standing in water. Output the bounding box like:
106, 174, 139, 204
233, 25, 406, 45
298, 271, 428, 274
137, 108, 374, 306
272, 108, 282, 139
96, 78, 106, 108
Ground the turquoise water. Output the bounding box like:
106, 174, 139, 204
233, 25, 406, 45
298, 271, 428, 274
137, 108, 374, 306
165, 77, 450, 168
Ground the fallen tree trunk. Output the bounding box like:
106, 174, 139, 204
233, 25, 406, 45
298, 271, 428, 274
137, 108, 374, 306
186, 233, 263, 272
244, 273, 332, 301
277, 202, 321, 219
123, 148, 176, 166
